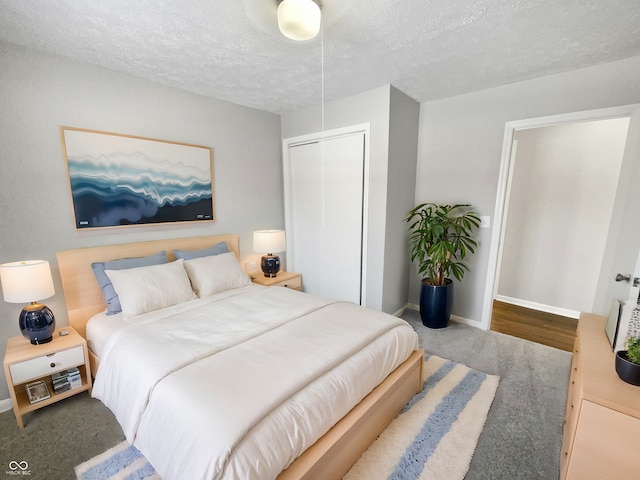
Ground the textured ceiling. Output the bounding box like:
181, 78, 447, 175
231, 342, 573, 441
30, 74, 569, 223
1, 0, 639, 114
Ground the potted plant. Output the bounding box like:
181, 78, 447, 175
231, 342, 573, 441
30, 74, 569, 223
406, 203, 480, 328
615, 336, 640, 386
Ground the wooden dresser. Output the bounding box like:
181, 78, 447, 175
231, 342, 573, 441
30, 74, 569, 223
560, 312, 640, 480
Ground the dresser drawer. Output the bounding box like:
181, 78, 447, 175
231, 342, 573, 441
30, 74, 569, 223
9, 346, 84, 384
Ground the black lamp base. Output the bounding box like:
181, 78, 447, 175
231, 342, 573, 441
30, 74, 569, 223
19, 303, 55, 345
261, 254, 281, 278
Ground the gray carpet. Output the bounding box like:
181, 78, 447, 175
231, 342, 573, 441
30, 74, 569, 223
402, 310, 571, 480
0, 310, 571, 480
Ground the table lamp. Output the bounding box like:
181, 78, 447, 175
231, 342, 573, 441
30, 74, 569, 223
253, 230, 286, 278
0, 260, 56, 344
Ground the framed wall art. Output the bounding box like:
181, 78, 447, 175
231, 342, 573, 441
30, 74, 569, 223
60, 127, 214, 229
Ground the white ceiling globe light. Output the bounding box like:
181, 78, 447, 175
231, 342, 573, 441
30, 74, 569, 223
277, 0, 321, 41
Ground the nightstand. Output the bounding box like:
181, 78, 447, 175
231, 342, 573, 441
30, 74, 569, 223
3, 326, 92, 428
252, 271, 302, 291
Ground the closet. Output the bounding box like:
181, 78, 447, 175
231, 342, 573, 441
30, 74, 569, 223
283, 127, 367, 305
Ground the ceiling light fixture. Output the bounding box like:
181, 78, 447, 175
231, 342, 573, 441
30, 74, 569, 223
277, 0, 321, 41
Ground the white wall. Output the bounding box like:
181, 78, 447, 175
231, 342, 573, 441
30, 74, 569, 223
498, 119, 629, 313
414, 55, 640, 325
0, 42, 283, 400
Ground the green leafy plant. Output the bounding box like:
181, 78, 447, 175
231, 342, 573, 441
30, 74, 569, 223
406, 203, 480, 286
625, 336, 640, 365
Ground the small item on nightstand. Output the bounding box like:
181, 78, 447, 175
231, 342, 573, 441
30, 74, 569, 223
59, 330, 69, 336
51, 367, 82, 394
25, 380, 51, 404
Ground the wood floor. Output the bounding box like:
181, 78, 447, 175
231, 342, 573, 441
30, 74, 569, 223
490, 300, 578, 352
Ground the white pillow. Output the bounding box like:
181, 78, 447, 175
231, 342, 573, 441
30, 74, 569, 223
105, 259, 196, 316
183, 252, 251, 297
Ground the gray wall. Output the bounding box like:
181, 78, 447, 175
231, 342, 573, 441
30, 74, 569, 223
0, 42, 283, 401
281, 85, 419, 313
383, 87, 418, 314
413, 55, 640, 325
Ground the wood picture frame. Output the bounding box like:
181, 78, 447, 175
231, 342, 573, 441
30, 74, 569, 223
60, 127, 214, 229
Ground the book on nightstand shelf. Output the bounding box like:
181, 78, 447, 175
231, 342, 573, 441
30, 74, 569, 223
25, 381, 51, 404
51, 367, 82, 394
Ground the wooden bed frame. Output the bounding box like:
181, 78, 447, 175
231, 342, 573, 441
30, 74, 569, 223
56, 234, 424, 480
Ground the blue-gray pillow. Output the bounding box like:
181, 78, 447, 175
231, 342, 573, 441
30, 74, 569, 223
174, 242, 228, 260
91, 251, 167, 315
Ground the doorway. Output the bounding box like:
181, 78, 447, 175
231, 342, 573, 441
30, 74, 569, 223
482, 104, 640, 337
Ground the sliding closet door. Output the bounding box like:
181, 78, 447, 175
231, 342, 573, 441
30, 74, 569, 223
288, 132, 365, 304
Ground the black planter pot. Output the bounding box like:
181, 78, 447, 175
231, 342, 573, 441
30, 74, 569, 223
419, 278, 453, 329
615, 350, 640, 386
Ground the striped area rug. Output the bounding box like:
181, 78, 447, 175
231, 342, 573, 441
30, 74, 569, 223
75, 355, 498, 480
75, 441, 160, 480
345, 354, 499, 480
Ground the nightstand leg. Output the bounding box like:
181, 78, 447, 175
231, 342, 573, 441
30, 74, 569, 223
14, 409, 24, 429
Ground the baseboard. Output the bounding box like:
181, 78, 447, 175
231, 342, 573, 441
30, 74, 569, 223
0, 398, 13, 413
406, 303, 419, 312
392, 305, 407, 317
450, 314, 481, 327
495, 295, 580, 319
404, 303, 482, 328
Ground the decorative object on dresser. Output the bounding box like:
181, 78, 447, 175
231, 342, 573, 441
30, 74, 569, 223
615, 335, 640, 386
560, 313, 640, 480
251, 271, 302, 291
253, 229, 286, 277
3, 326, 92, 428
604, 299, 624, 349
0, 259, 56, 344
406, 203, 480, 328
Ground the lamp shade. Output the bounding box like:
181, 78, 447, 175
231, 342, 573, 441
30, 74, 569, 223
0, 260, 55, 303
277, 0, 321, 41
0, 260, 56, 344
253, 230, 286, 254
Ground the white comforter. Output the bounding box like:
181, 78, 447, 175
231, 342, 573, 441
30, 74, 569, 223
92, 285, 418, 480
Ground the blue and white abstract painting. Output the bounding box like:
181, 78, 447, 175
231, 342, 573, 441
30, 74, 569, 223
62, 128, 214, 228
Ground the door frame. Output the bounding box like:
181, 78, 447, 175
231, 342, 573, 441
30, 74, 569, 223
480, 104, 640, 330
282, 123, 371, 304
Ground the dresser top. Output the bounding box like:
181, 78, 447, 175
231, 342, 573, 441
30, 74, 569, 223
578, 313, 640, 419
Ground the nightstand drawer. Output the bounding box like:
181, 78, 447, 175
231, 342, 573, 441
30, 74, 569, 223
9, 346, 84, 384
274, 276, 302, 290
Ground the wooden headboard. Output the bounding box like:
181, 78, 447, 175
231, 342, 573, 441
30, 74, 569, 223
56, 234, 240, 339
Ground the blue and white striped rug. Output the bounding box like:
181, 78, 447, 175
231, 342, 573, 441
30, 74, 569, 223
75, 355, 498, 480
345, 354, 499, 480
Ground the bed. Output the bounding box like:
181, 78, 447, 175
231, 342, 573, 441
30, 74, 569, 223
56, 234, 424, 480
